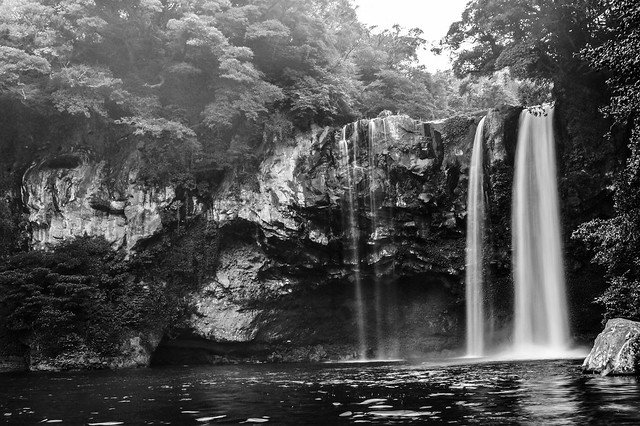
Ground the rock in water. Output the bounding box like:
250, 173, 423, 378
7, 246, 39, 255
583, 318, 640, 376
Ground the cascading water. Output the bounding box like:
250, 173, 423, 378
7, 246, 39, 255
465, 116, 486, 357
511, 105, 570, 356
340, 126, 367, 358
368, 118, 385, 358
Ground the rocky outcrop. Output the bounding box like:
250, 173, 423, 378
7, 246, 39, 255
583, 318, 640, 375
180, 112, 500, 359
23, 150, 202, 251
0, 92, 620, 369
29, 331, 163, 371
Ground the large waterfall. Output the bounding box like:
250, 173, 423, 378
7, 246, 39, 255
465, 116, 486, 357
512, 106, 570, 355
340, 126, 367, 358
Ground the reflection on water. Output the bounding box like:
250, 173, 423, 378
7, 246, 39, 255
1, 359, 639, 424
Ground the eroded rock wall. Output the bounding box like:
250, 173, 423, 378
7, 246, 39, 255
22, 151, 197, 252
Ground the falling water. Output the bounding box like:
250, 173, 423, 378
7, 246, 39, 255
340, 126, 367, 358
465, 116, 486, 357
368, 118, 385, 358
512, 106, 570, 356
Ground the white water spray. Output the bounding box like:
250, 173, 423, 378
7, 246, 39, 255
512, 106, 570, 356
465, 116, 486, 357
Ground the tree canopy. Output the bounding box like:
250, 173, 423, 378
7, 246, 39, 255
442, 0, 604, 82
0, 0, 535, 169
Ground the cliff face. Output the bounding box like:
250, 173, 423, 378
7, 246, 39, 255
184, 114, 486, 360
0, 101, 613, 369
22, 152, 193, 252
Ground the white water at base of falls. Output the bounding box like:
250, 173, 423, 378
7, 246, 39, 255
465, 116, 486, 358
511, 105, 570, 358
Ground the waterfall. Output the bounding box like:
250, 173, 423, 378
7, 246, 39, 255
368, 118, 385, 359
465, 116, 486, 357
512, 105, 570, 355
340, 126, 367, 359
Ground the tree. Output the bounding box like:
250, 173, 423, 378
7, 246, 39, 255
439, 0, 605, 94
573, 0, 640, 321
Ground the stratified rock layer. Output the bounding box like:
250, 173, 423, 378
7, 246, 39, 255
583, 318, 640, 375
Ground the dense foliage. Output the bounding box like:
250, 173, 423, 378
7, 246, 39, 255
440, 0, 615, 111
442, 0, 602, 80
0, 0, 536, 165
0, 237, 168, 357
573, 0, 640, 322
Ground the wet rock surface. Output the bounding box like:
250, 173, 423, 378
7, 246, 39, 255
583, 318, 640, 375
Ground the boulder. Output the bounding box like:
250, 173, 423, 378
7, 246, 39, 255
583, 318, 640, 375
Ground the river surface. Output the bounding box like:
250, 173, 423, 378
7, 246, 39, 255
1, 358, 639, 424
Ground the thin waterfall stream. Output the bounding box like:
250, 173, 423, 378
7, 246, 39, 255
511, 105, 570, 356
465, 116, 486, 357
340, 117, 402, 360
340, 126, 367, 358
368, 118, 384, 359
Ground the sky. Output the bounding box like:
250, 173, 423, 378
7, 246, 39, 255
353, 0, 470, 71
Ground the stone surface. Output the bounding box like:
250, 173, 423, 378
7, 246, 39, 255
583, 318, 640, 376
0, 94, 618, 368
23, 151, 202, 252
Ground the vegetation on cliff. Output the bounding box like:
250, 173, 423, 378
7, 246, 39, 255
442, 0, 605, 86
573, 0, 640, 322
0, 237, 161, 358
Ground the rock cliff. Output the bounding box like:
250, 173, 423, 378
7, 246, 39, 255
160, 113, 495, 362
22, 151, 196, 252
0, 100, 613, 369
